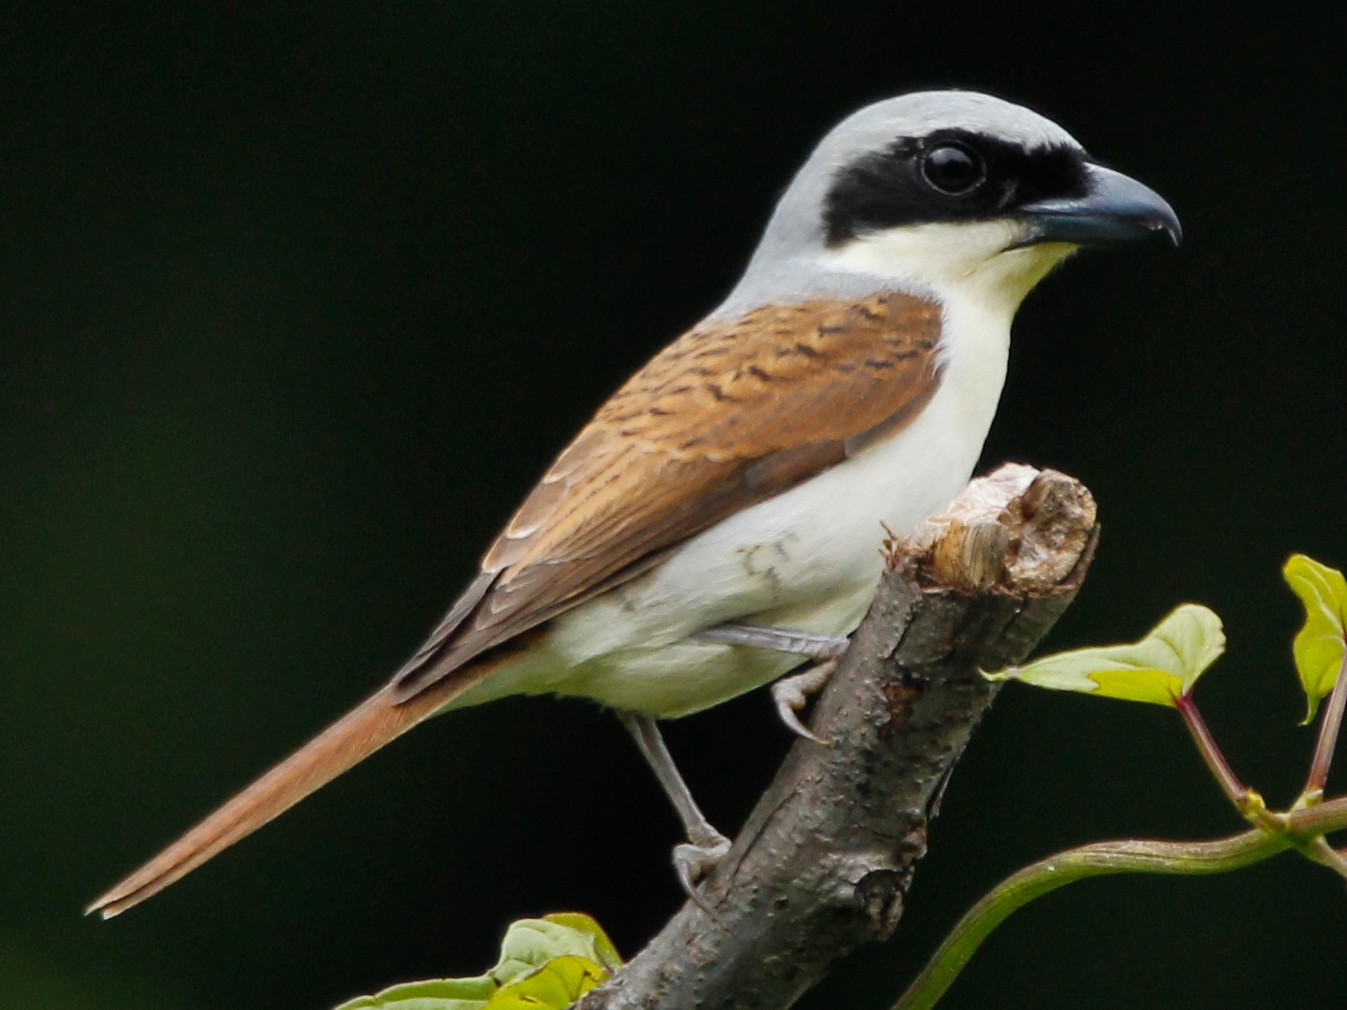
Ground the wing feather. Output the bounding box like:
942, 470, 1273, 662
391, 293, 942, 699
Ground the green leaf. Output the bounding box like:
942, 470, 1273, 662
490, 914, 622, 985
332, 975, 497, 1010
534, 914, 622, 974
486, 956, 609, 1009
1283, 553, 1347, 723
332, 913, 621, 1010
985, 604, 1225, 707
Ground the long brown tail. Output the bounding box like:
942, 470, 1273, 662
87, 677, 466, 918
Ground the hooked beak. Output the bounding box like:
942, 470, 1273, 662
1014, 164, 1182, 249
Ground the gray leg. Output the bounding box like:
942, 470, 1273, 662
619, 711, 731, 908
693, 622, 850, 659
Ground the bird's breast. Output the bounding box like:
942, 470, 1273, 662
527, 300, 1011, 717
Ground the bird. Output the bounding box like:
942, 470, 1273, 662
89, 90, 1180, 918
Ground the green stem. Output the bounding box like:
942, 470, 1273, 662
1305, 836, 1347, 881
1304, 650, 1347, 800
1174, 693, 1246, 808
891, 795, 1347, 1010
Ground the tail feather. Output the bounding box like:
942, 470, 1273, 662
87, 680, 459, 918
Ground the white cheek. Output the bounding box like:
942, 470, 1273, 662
818, 221, 1074, 314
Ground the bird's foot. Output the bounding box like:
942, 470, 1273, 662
771, 659, 839, 744
692, 622, 848, 742
673, 830, 732, 917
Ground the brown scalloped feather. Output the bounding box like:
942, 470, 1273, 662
392, 293, 942, 699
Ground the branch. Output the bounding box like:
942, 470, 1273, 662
580, 463, 1100, 1010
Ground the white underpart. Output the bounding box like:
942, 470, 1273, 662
451, 224, 1076, 718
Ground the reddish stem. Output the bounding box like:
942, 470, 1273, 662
1175, 692, 1246, 808
1305, 650, 1347, 799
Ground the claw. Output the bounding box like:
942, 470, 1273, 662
771, 660, 837, 744
674, 834, 731, 918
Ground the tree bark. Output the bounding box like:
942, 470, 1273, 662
579, 463, 1099, 1010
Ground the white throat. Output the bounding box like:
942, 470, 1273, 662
813, 219, 1075, 402
820, 220, 1076, 319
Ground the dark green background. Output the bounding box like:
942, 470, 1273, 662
5, 6, 1345, 1009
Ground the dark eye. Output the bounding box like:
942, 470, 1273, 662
921, 142, 985, 195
